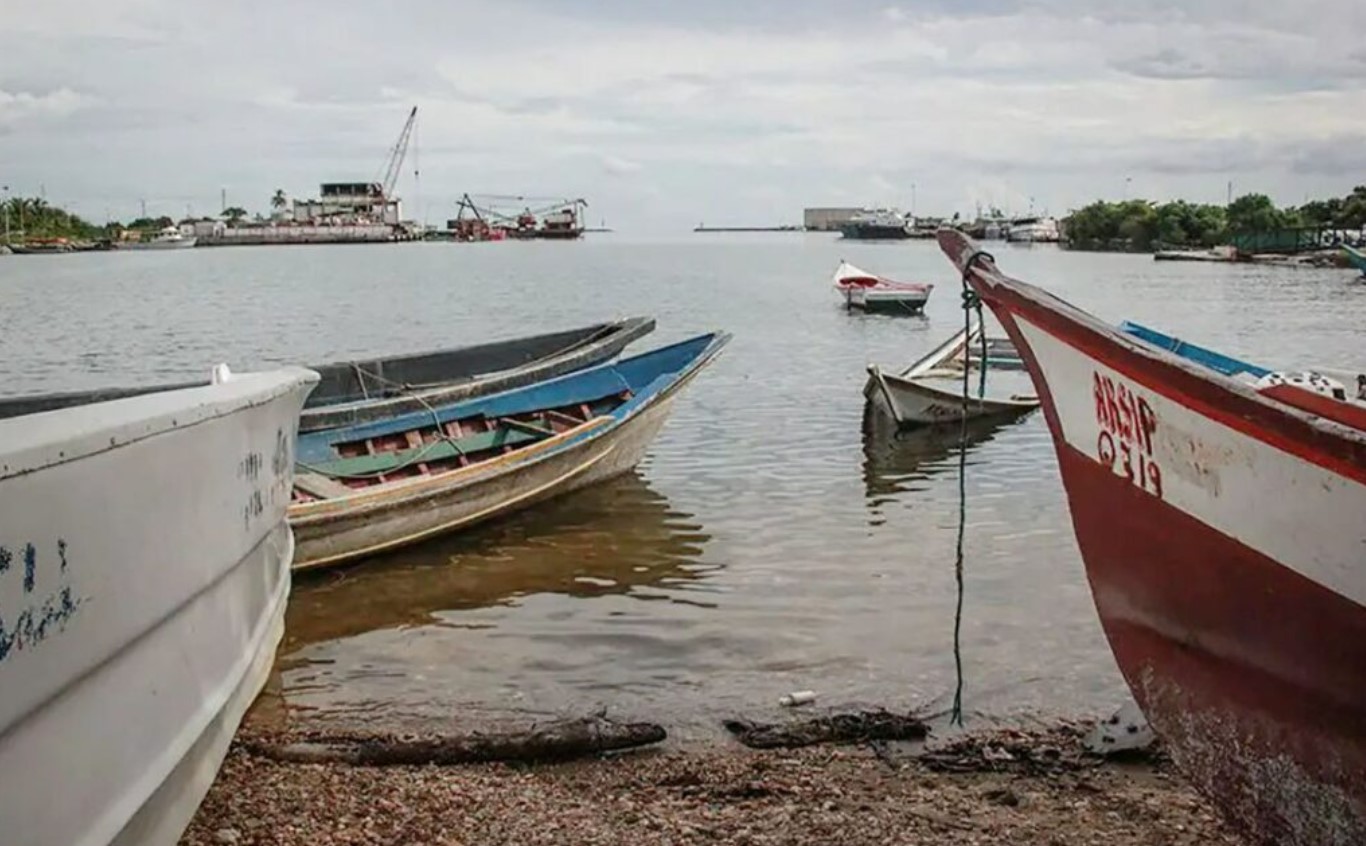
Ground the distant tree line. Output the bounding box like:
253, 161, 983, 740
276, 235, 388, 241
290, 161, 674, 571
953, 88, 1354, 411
1064, 186, 1366, 252
1, 188, 292, 242
1, 197, 104, 241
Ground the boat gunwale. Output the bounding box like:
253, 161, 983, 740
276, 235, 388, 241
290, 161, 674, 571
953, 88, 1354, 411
308, 317, 649, 384
0, 369, 319, 481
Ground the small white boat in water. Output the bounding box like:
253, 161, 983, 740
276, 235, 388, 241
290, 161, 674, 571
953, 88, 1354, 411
0, 366, 316, 846
118, 225, 198, 250
832, 261, 933, 314
1005, 216, 1060, 243
864, 322, 1040, 427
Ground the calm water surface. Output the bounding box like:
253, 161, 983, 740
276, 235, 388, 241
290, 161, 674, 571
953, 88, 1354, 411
2, 237, 1361, 736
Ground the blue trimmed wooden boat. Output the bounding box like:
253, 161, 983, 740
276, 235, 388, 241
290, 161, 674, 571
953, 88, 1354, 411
288, 332, 730, 571
1344, 244, 1366, 275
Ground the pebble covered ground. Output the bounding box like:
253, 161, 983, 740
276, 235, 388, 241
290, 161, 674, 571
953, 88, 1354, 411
181, 724, 1239, 845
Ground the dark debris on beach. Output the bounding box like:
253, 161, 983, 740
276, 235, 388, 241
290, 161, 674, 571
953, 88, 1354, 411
182, 721, 1236, 846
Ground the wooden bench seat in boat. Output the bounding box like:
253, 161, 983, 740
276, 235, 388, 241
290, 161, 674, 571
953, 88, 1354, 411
294, 472, 358, 499
305, 424, 553, 480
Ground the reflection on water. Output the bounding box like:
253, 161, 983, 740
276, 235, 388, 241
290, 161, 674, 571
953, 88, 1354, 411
861, 401, 1032, 524
283, 472, 715, 652
259, 471, 721, 731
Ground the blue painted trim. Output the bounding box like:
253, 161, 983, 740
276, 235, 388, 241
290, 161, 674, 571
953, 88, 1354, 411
1344, 245, 1366, 274
298, 333, 728, 465
1119, 321, 1270, 378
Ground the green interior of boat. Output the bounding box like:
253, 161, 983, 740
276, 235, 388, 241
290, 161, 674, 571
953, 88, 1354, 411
296, 393, 626, 491
306, 426, 548, 478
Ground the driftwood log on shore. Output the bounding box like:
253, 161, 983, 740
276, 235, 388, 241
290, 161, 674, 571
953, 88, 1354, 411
243, 717, 667, 766
724, 710, 929, 749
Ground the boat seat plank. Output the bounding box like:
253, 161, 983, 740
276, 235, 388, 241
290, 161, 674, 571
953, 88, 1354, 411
294, 472, 358, 500
503, 418, 556, 437
545, 409, 584, 427
312, 426, 548, 478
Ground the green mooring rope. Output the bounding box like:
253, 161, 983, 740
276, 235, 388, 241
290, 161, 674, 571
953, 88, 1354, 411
952, 252, 991, 727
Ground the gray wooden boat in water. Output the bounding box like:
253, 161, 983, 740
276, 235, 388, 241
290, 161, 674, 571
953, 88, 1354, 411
0, 318, 656, 431
297, 317, 654, 431
863, 321, 1040, 427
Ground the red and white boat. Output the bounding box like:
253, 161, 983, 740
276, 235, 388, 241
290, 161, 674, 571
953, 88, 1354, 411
831, 261, 933, 314
938, 229, 1366, 846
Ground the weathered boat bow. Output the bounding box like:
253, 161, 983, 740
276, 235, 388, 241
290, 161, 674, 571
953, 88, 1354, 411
0, 368, 318, 846
937, 227, 1366, 846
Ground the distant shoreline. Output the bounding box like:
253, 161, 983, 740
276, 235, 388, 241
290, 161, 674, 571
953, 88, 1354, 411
693, 225, 806, 233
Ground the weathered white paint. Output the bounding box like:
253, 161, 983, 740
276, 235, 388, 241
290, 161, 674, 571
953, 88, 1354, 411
1016, 318, 1366, 609
845, 286, 930, 311
863, 365, 1038, 427
0, 368, 316, 846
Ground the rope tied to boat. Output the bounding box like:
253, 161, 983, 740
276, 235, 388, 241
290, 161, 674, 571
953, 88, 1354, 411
349, 361, 422, 399
296, 387, 467, 482
951, 249, 992, 727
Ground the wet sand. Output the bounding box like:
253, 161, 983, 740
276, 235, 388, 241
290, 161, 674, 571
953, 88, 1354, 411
181, 723, 1237, 845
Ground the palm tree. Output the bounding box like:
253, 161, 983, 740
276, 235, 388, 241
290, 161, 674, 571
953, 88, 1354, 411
223, 206, 248, 225
271, 189, 288, 213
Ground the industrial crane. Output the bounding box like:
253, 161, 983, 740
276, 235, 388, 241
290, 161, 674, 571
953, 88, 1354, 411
379, 106, 417, 200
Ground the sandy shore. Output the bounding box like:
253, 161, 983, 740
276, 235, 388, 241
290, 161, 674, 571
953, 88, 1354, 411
181, 722, 1238, 845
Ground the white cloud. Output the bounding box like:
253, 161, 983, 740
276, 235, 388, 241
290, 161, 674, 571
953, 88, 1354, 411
0, 87, 93, 131
600, 155, 643, 176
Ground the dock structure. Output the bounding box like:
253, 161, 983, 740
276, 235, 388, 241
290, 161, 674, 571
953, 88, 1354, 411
198, 223, 416, 247
803, 207, 868, 232
1227, 225, 1341, 256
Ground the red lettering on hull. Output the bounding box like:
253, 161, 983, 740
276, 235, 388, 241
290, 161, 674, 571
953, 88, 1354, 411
1093, 371, 1162, 498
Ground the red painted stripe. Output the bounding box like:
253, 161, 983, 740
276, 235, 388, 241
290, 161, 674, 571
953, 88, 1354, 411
1259, 384, 1366, 431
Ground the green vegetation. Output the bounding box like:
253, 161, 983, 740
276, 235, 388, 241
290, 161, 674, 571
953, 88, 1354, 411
1, 196, 104, 242
1296, 186, 1366, 229
125, 216, 176, 230
1064, 187, 1366, 252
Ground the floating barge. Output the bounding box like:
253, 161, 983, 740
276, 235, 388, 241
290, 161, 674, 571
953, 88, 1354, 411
444, 194, 588, 242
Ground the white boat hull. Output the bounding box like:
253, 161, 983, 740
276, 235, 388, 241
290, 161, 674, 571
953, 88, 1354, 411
117, 237, 198, 250
845, 286, 930, 312
864, 365, 1039, 427
1005, 219, 1061, 243
0, 369, 316, 846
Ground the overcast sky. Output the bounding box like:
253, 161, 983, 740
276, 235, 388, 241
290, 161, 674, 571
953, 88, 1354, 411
3, 0, 1364, 230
